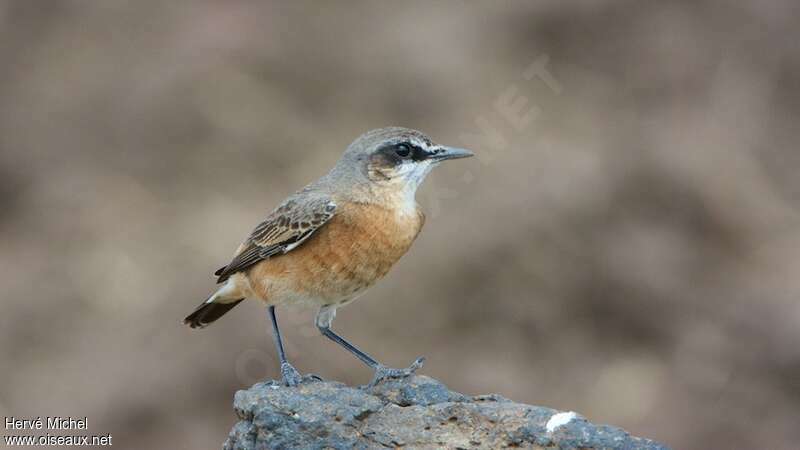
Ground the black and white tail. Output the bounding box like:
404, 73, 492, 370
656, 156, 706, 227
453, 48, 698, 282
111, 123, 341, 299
184, 297, 245, 329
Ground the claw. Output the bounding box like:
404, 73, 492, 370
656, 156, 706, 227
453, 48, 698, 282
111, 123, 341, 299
303, 373, 324, 382
278, 363, 324, 386
367, 356, 425, 387
280, 362, 303, 387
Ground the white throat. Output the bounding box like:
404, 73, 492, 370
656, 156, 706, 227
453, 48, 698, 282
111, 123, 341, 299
396, 160, 434, 215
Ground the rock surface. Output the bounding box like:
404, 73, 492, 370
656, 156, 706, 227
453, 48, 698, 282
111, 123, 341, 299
224, 375, 668, 450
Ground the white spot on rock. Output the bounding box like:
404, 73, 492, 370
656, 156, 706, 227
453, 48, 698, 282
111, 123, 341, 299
546, 411, 578, 432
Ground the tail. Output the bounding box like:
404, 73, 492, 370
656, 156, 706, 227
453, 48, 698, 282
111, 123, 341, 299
184, 298, 245, 329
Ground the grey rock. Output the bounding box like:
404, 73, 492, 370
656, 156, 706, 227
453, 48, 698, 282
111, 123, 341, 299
223, 375, 669, 450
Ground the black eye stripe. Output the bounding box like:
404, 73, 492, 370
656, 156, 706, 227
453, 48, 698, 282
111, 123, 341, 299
399, 143, 430, 161
376, 142, 431, 164
409, 145, 431, 161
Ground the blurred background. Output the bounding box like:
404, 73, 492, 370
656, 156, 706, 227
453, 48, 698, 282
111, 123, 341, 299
1, 1, 799, 449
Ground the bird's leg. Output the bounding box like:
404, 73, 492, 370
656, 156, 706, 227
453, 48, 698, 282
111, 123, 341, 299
268, 306, 304, 387
315, 306, 424, 387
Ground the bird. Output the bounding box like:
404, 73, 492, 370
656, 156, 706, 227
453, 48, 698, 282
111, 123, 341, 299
184, 126, 473, 387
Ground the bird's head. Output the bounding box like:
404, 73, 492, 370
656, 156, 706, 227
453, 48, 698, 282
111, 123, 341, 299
332, 127, 473, 197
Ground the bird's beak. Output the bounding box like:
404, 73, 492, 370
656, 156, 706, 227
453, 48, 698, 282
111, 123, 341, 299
430, 146, 474, 162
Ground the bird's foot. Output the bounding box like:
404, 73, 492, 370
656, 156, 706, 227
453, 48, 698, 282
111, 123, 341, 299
366, 356, 425, 388
280, 362, 304, 387
278, 363, 323, 387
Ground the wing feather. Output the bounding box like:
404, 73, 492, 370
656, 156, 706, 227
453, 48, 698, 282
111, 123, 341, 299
215, 195, 336, 283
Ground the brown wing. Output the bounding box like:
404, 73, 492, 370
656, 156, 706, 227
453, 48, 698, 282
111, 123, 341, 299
214, 195, 337, 283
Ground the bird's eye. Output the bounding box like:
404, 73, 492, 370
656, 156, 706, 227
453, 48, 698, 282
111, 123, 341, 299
395, 144, 412, 158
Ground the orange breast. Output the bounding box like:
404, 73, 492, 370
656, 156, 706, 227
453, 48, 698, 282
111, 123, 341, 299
247, 202, 424, 305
